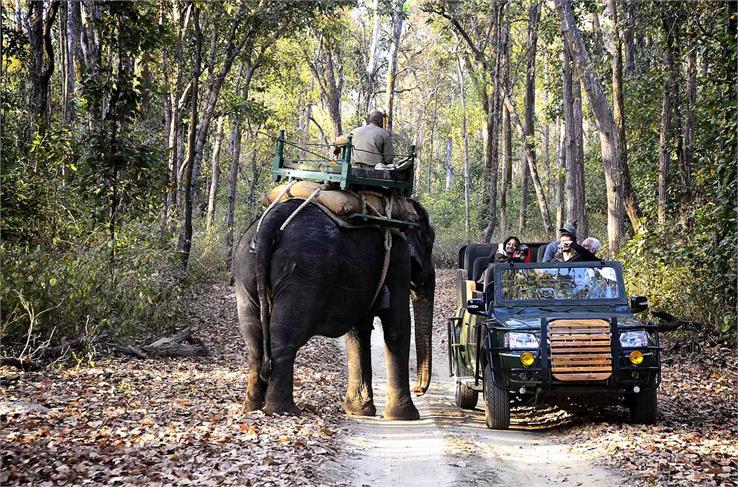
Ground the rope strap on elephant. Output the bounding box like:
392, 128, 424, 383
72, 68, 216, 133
279, 187, 322, 231
369, 196, 394, 308
256, 180, 298, 235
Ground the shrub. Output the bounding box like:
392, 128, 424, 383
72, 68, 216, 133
0, 227, 186, 355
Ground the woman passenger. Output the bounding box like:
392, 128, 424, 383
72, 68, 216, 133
494, 236, 526, 263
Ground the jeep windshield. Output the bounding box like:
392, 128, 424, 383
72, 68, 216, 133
495, 263, 625, 304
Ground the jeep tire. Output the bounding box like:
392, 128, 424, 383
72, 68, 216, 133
629, 389, 657, 424
455, 380, 478, 410
484, 364, 510, 429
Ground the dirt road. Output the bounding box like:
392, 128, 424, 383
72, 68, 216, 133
326, 323, 624, 487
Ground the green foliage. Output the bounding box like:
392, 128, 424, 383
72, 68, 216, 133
1, 229, 185, 353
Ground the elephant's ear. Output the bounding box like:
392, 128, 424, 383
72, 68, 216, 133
408, 199, 435, 287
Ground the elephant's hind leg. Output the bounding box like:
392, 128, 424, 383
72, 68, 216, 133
237, 292, 267, 412
261, 311, 308, 416
262, 345, 302, 416
343, 328, 377, 417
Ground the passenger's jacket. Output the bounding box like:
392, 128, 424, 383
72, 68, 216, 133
551, 242, 598, 262
349, 123, 394, 167
493, 252, 524, 264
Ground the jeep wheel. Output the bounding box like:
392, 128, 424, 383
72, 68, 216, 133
454, 379, 478, 410
629, 389, 657, 424
483, 364, 510, 430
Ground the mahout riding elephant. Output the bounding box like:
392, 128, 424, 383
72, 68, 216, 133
233, 198, 435, 420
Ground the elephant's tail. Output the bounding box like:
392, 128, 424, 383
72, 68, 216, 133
254, 208, 285, 382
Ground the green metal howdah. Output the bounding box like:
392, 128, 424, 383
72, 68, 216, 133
270, 129, 418, 230
271, 129, 415, 197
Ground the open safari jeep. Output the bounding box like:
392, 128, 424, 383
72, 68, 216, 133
448, 243, 660, 429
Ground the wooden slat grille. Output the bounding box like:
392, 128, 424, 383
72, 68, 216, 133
549, 319, 612, 382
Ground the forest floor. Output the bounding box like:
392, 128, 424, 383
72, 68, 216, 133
1, 271, 737, 486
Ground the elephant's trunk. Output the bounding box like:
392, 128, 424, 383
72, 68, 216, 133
412, 273, 435, 395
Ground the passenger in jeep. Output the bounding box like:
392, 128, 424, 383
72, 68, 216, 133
582, 237, 602, 256
542, 222, 577, 262
551, 234, 598, 262
494, 236, 527, 263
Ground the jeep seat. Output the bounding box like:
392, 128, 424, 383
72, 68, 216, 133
472, 256, 491, 284
461, 243, 495, 272
536, 244, 547, 262
483, 263, 497, 305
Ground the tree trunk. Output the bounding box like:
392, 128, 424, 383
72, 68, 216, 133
657, 13, 677, 225
177, 4, 201, 272
555, 115, 566, 230
360, 0, 381, 119
499, 18, 512, 238
457, 53, 471, 241
517, 148, 530, 236
385, 0, 404, 133
542, 61, 552, 195
481, 1, 505, 243
557, 0, 624, 251
308, 40, 344, 138
562, 45, 587, 237
426, 87, 440, 193
27, 0, 60, 137
500, 105, 512, 237
624, 0, 637, 75
518, 1, 552, 238
681, 39, 696, 207
225, 66, 254, 272
161, 86, 173, 241
607, 0, 642, 233
443, 138, 453, 191
224, 118, 242, 272
190, 7, 271, 224
504, 96, 553, 237
206, 116, 226, 230
299, 79, 313, 160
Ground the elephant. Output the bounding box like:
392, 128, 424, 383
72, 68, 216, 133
232, 197, 435, 420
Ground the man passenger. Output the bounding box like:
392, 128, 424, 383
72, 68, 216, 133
542, 223, 577, 262
335, 111, 394, 169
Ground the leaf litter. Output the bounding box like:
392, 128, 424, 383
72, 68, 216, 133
2, 271, 737, 486
1, 281, 348, 486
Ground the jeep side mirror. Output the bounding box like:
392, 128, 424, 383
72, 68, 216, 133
466, 298, 486, 315
630, 295, 648, 313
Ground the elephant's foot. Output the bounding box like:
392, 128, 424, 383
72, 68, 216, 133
384, 397, 420, 421
241, 398, 264, 412
263, 401, 302, 417
342, 398, 377, 417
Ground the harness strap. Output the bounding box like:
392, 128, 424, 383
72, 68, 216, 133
369, 196, 394, 308
256, 180, 297, 235
279, 187, 322, 231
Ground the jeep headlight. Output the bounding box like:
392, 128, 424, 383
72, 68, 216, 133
619, 330, 648, 348
504, 332, 539, 349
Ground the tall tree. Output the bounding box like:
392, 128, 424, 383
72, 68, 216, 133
306, 32, 345, 138
498, 20, 513, 237
431, 0, 507, 242
27, 0, 60, 137
554, 115, 566, 230
556, 0, 624, 252
657, 11, 678, 224
359, 0, 381, 118
177, 3, 201, 271
456, 50, 471, 241
518, 1, 552, 238
206, 115, 226, 230
606, 0, 642, 233
562, 44, 587, 237
503, 96, 553, 237
385, 0, 405, 132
